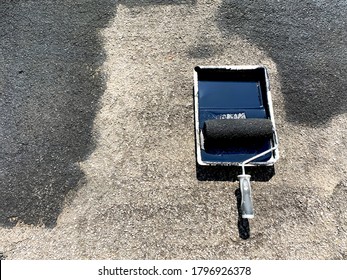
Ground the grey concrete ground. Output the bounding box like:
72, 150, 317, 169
0, 0, 346, 259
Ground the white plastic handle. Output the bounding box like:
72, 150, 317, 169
238, 174, 254, 219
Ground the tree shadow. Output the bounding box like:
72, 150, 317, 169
216, 0, 347, 126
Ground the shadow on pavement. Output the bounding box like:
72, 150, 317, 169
217, 0, 347, 126
196, 164, 275, 182
196, 164, 273, 240
235, 188, 250, 240
119, 0, 196, 7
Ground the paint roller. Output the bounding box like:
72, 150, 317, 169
202, 118, 276, 218
203, 118, 273, 151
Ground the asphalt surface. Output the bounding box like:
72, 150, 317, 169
0, 0, 346, 259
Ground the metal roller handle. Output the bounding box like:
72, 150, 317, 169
238, 174, 254, 219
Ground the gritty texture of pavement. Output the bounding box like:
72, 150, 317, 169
0, 0, 346, 259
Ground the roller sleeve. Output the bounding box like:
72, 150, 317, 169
203, 118, 273, 151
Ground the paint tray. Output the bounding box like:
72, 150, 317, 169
194, 65, 279, 166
